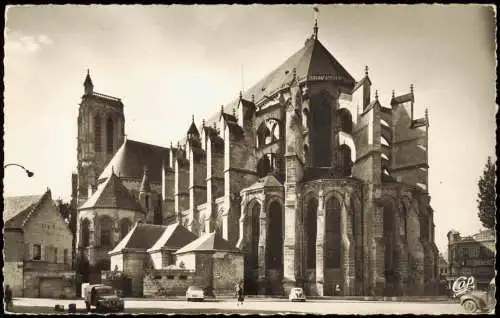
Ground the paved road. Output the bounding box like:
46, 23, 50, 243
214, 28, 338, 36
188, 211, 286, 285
11, 298, 471, 315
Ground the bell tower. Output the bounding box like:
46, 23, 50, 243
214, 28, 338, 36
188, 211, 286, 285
75, 70, 125, 206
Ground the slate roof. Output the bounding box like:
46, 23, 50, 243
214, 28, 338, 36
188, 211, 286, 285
175, 232, 242, 254
98, 139, 170, 183
187, 121, 200, 136
3, 194, 44, 228
147, 222, 198, 253
201, 37, 355, 131
243, 175, 283, 192
108, 222, 168, 255
80, 171, 143, 211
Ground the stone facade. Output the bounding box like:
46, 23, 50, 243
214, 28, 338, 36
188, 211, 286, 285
73, 23, 439, 297
3, 189, 76, 298
447, 229, 496, 289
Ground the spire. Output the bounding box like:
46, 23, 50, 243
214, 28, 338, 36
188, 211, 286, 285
202, 119, 206, 128
410, 84, 414, 94
232, 108, 236, 118
365, 65, 369, 77
239, 91, 243, 100
313, 6, 319, 39
375, 90, 379, 101
140, 166, 151, 193
392, 89, 395, 99
187, 115, 200, 138
84, 69, 93, 95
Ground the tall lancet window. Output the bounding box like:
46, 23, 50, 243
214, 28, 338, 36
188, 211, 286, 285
95, 114, 102, 152
106, 116, 114, 154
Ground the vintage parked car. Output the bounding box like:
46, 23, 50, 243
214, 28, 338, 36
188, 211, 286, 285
83, 284, 124, 312
459, 278, 496, 313
289, 287, 306, 302
186, 286, 205, 302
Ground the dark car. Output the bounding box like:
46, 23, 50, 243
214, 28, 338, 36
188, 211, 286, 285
459, 278, 496, 313
83, 284, 124, 313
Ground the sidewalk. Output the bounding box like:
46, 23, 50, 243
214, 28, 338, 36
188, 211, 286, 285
124, 295, 459, 303
15, 295, 459, 303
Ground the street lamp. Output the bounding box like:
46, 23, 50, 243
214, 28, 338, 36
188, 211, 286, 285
4, 163, 34, 177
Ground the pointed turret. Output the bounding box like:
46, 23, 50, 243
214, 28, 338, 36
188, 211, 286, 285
84, 69, 93, 95
140, 166, 151, 193
187, 115, 200, 140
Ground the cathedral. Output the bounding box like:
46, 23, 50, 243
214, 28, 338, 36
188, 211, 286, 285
73, 20, 439, 297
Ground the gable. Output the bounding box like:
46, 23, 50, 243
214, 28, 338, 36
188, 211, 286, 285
24, 194, 73, 238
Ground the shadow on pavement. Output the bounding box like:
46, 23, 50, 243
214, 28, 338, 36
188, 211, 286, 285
8, 306, 303, 315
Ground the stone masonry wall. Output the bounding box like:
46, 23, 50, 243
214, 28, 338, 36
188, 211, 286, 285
143, 269, 194, 297
213, 252, 244, 296
4, 261, 23, 297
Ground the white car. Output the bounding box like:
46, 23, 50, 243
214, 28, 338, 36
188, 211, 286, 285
186, 286, 205, 302
289, 287, 306, 302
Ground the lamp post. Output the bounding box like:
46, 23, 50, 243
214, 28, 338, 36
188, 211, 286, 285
4, 163, 34, 177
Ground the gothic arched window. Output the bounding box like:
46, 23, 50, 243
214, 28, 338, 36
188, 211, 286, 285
337, 108, 353, 134
257, 153, 281, 178
266, 201, 283, 269
256, 119, 280, 148
106, 117, 114, 154
325, 197, 341, 269
81, 218, 90, 247
306, 198, 318, 269
99, 216, 114, 248
338, 144, 353, 176
119, 218, 133, 240
94, 114, 102, 152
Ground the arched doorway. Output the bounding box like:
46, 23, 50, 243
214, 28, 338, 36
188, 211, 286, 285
266, 200, 283, 295
324, 196, 341, 296
244, 201, 261, 295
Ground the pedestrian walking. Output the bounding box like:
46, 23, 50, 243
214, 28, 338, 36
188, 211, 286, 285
237, 282, 245, 306
4, 285, 13, 312
234, 282, 240, 306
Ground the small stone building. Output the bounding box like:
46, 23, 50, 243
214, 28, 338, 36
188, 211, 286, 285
3, 188, 75, 298
108, 222, 167, 296
146, 222, 198, 269
175, 232, 244, 296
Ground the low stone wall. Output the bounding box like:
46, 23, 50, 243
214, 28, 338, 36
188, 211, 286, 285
143, 269, 195, 297
23, 270, 76, 298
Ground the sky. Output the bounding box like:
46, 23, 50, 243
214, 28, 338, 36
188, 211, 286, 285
3, 4, 497, 254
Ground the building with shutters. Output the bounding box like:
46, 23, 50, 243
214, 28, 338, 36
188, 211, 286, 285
73, 19, 439, 297
446, 229, 496, 290
3, 188, 76, 298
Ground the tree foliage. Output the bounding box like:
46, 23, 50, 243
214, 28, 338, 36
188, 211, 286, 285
477, 157, 496, 230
